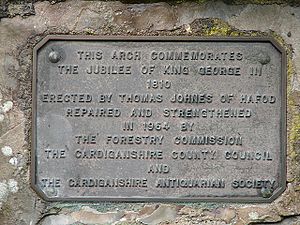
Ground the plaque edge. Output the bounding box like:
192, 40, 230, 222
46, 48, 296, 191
30, 35, 287, 203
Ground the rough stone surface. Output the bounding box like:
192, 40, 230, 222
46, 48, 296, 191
138, 205, 179, 224
0, 0, 299, 225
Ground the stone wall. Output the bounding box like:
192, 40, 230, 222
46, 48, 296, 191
0, 0, 300, 224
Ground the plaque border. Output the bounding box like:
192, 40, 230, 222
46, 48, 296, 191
31, 35, 287, 203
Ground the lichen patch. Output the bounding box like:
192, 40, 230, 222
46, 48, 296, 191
1, 146, 13, 157
7, 179, 18, 193
8, 157, 18, 166
2, 101, 13, 113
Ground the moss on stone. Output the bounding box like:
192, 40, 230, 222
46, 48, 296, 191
118, 0, 300, 6
271, 32, 300, 182
223, 0, 300, 5
188, 18, 267, 38
1, 0, 299, 19
288, 93, 300, 182
202, 20, 232, 36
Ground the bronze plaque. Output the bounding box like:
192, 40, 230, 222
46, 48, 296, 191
32, 36, 286, 202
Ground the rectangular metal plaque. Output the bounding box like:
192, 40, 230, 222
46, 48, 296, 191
32, 36, 286, 202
